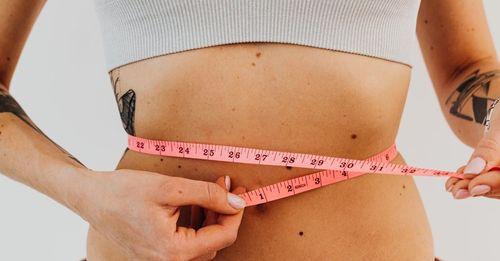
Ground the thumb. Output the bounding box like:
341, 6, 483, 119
161, 176, 246, 214
464, 128, 500, 177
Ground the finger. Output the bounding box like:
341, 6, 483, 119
181, 186, 247, 258
203, 176, 229, 227
160, 176, 246, 214
214, 186, 246, 225
445, 177, 461, 192
464, 128, 500, 177
450, 179, 471, 199
214, 186, 246, 228
468, 170, 500, 197
445, 166, 466, 191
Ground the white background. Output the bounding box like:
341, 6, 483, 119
0, 1, 499, 260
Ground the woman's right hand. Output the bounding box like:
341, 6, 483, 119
77, 169, 246, 261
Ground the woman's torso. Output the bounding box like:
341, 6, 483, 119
87, 43, 434, 260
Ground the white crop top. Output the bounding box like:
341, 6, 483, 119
94, 0, 420, 71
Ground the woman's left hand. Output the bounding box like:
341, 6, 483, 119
446, 101, 500, 199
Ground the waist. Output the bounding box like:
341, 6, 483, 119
114, 43, 411, 159
103, 40, 431, 261
116, 141, 435, 260
129, 135, 405, 206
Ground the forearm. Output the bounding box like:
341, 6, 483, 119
0, 87, 91, 216
436, 58, 500, 147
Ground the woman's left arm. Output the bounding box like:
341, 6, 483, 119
417, 0, 500, 199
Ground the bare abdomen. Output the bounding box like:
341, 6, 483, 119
87, 43, 434, 260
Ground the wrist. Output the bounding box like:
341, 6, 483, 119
57, 166, 101, 220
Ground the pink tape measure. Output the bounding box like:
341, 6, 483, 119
128, 135, 464, 206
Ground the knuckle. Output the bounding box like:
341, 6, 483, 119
204, 182, 221, 204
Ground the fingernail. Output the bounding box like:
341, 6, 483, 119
224, 176, 231, 190
454, 189, 470, 199
470, 185, 491, 196
464, 157, 486, 174
446, 185, 453, 192
227, 193, 246, 209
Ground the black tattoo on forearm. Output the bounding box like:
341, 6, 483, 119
0, 88, 84, 166
111, 71, 136, 136
446, 69, 500, 125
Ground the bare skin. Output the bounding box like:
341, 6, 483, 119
1, 0, 500, 261
87, 44, 434, 260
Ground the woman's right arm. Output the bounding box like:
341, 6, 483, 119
0, 0, 89, 213
0, 2, 246, 260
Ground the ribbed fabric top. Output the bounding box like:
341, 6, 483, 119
95, 0, 420, 71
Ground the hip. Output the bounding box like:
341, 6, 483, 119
88, 149, 434, 260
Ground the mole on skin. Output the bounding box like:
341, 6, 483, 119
256, 52, 261, 58
256, 203, 267, 213
177, 165, 182, 169
350, 134, 357, 139
299, 231, 304, 236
